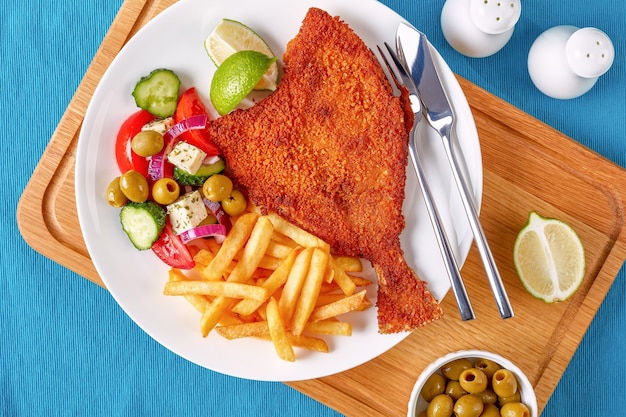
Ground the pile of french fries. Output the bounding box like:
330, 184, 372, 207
163, 209, 372, 362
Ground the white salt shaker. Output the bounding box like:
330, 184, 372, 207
528, 26, 615, 99
441, 0, 522, 58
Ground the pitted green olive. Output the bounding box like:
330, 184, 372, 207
131, 130, 164, 157
444, 380, 468, 401
476, 389, 497, 404
152, 177, 180, 205
478, 403, 500, 417
498, 392, 522, 407
441, 358, 472, 381
492, 369, 518, 398
426, 394, 453, 417
474, 358, 501, 380
500, 402, 530, 417
459, 368, 488, 394
106, 176, 128, 208
119, 170, 149, 202
203, 174, 233, 202
421, 373, 446, 402
452, 394, 483, 417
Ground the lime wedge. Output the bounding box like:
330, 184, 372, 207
210, 50, 276, 116
513, 212, 585, 303
205, 18, 278, 91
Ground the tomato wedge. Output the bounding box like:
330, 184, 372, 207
115, 109, 156, 175
174, 88, 220, 156
151, 222, 195, 269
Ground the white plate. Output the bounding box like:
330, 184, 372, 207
75, 0, 482, 381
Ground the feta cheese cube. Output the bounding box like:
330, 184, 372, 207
167, 142, 207, 175
167, 190, 208, 234
141, 117, 174, 135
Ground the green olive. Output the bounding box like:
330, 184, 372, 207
221, 189, 247, 216
478, 403, 500, 417
474, 358, 501, 380
500, 402, 530, 417
426, 394, 453, 417
203, 174, 233, 202
498, 392, 522, 407
442, 358, 472, 381
444, 380, 468, 401
198, 214, 218, 226
152, 177, 180, 205
106, 176, 128, 208
476, 389, 497, 404
119, 170, 149, 202
131, 130, 164, 157
452, 394, 483, 417
459, 368, 488, 394
421, 373, 446, 402
492, 369, 518, 398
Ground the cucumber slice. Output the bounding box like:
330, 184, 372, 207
173, 158, 226, 186
132, 69, 181, 118
120, 201, 167, 250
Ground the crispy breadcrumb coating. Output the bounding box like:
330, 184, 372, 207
209, 8, 442, 332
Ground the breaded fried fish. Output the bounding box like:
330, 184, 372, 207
209, 7, 443, 332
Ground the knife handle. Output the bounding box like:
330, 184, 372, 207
441, 129, 514, 319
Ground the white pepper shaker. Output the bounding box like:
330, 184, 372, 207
528, 26, 615, 99
441, 0, 522, 58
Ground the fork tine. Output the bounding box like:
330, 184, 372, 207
376, 45, 402, 91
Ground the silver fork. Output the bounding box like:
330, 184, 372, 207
377, 43, 475, 321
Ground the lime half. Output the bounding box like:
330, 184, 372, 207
513, 212, 585, 303
210, 50, 276, 116
205, 18, 278, 91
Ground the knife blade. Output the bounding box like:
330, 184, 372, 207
396, 22, 514, 319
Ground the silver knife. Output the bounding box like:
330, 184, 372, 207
396, 22, 514, 319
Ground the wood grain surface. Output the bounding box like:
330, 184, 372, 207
16, 0, 626, 416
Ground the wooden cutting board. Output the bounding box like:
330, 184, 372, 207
17, 0, 626, 415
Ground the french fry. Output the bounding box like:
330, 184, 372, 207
163, 281, 268, 301
328, 256, 356, 296
278, 247, 313, 324
267, 212, 330, 252
217, 311, 245, 326
349, 275, 374, 287
291, 248, 329, 336
270, 231, 298, 248
255, 333, 329, 353
309, 290, 367, 322
355, 294, 372, 311
304, 319, 352, 336
215, 321, 269, 340
334, 256, 363, 272
315, 293, 346, 307
193, 249, 215, 267
265, 240, 295, 259
226, 216, 274, 283
266, 297, 295, 362
202, 212, 259, 281
168, 269, 212, 313
286, 333, 329, 353
231, 248, 300, 316
200, 296, 231, 337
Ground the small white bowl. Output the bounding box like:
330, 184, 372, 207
407, 349, 538, 417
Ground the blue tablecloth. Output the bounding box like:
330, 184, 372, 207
2, 0, 624, 415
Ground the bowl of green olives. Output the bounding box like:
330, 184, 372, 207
407, 350, 537, 417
